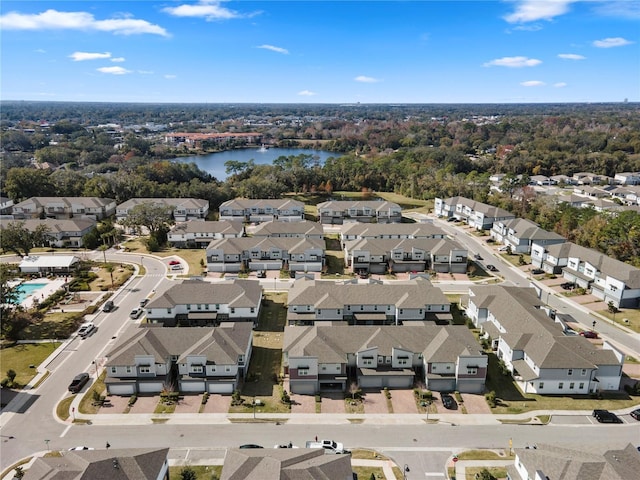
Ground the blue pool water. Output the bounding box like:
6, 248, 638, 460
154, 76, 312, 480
16, 283, 47, 303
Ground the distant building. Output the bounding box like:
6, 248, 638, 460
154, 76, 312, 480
219, 198, 305, 223
116, 198, 209, 222
317, 200, 402, 224
12, 196, 116, 220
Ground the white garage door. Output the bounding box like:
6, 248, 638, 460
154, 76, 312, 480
359, 376, 383, 389
107, 384, 135, 396
181, 381, 205, 393
208, 383, 234, 394
138, 382, 163, 393
290, 382, 316, 395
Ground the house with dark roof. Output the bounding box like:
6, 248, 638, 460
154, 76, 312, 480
490, 218, 565, 253
22, 448, 169, 480
343, 237, 468, 274
105, 323, 252, 395
168, 220, 245, 248
283, 325, 487, 394
434, 196, 515, 230
145, 279, 262, 327
11, 196, 116, 220
251, 219, 324, 239
286, 277, 451, 326
531, 241, 640, 308
507, 443, 640, 480
116, 198, 209, 222
221, 448, 355, 480
316, 200, 402, 224
206, 236, 325, 273
464, 285, 623, 394
218, 198, 305, 223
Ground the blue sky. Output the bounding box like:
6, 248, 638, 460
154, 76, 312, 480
1, 1, 638, 103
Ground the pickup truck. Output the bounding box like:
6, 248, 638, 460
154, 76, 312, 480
68, 373, 90, 393
305, 439, 349, 454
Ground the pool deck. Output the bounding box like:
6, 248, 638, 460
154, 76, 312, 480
18, 278, 67, 309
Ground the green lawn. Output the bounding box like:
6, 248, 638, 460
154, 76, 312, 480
485, 352, 639, 414
0, 342, 60, 387
168, 465, 222, 480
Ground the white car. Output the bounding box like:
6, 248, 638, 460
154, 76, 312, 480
78, 322, 96, 338
130, 307, 143, 319
498, 245, 510, 252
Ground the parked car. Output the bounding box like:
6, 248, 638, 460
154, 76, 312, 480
498, 245, 510, 252
69, 446, 94, 451
139, 298, 149, 307
169, 260, 181, 265
102, 300, 114, 312
530, 268, 544, 275
579, 330, 598, 339
274, 443, 298, 448
170, 264, 183, 270
486, 264, 498, 272
305, 439, 349, 454
239, 444, 264, 449
68, 373, 90, 393
592, 409, 622, 423
257, 270, 266, 278
473, 253, 483, 260
561, 282, 576, 290
77, 322, 96, 338
630, 408, 640, 421
441, 393, 457, 410
447, 217, 457, 222
130, 307, 143, 319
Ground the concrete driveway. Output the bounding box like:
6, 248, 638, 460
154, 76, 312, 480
319, 392, 346, 413
363, 390, 389, 414
390, 389, 419, 414
201, 394, 232, 413
290, 393, 316, 414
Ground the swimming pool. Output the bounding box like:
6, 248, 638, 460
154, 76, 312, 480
15, 283, 47, 303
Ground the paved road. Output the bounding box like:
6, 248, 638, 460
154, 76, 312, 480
2, 243, 640, 474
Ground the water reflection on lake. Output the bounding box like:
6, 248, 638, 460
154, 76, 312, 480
172, 147, 338, 180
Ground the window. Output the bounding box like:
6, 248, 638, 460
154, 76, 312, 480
446, 365, 451, 370
225, 367, 231, 372
197, 304, 202, 310
569, 382, 575, 389
579, 382, 585, 389
205, 304, 209, 310
230, 308, 235, 314
250, 307, 255, 314
568, 369, 573, 376
187, 304, 191, 310
110, 367, 117, 374
558, 382, 564, 389
139, 366, 151, 374
126, 366, 132, 373
298, 367, 309, 376
467, 367, 478, 375
581, 369, 587, 376
191, 365, 203, 374
398, 359, 407, 365
539, 382, 544, 389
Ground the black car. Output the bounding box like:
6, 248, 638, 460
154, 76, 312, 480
593, 409, 622, 423
530, 268, 544, 275
257, 270, 267, 278
239, 444, 264, 449
441, 393, 457, 410
68, 373, 90, 393
103, 300, 114, 312
486, 264, 498, 272
629, 408, 640, 421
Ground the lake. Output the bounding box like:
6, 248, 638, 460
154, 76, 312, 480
172, 147, 339, 180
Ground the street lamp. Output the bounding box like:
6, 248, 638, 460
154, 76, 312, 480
44, 439, 50, 451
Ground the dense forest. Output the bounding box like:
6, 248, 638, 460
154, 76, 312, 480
1, 101, 639, 265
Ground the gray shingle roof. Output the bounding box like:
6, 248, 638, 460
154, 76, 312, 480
171, 220, 244, 235
341, 222, 445, 238
206, 236, 325, 254
147, 279, 262, 310
252, 220, 324, 237
106, 323, 252, 366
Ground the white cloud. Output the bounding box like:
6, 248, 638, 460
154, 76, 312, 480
558, 53, 586, 60
164, 74, 177, 79
69, 51, 111, 61
592, 1, 640, 19
257, 44, 289, 54
35, 48, 46, 54
521, 80, 546, 87
298, 90, 317, 96
593, 37, 633, 48
504, 0, 575, 23
512, 24, 543, 31
138, 70, 154, 75
554, 82, 567, 88
0, 9, 169, 36
111, 57, 126, 63
97, 66, 131, 75
483, 56, 542, 68
163, 1, 243, 20
354, 75, 381, 83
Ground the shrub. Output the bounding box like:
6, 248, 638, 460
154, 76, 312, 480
315, 394, 321, 403
128, 395, 137, 406
384, 387, 391, 399
201, 392, 209, 405
454, 391, 463, 403
0, 378, 10, 388
485, 391, 497, 408
281, 390, 291, 404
